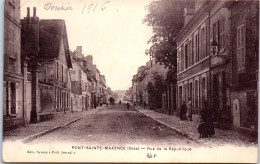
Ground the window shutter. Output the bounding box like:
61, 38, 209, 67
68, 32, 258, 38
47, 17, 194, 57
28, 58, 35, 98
60, 63, 62, 81
56, 62, 59, 79
216, 21, 219, 43
8, 82, 11, 115
222, 18, 225, 48
199, 28, 202, 60
3, 81, 6, 116
204, 27, 207, 57
15, 83, 18, 114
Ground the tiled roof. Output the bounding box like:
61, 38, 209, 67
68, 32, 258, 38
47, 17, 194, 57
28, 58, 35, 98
39, 19, 64, 58
38, 19, 72, 68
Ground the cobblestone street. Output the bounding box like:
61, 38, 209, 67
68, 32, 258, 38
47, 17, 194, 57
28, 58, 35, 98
28, 104, 198, 147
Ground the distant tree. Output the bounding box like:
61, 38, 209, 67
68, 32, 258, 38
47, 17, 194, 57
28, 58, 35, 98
112, 93, 119, 99
146, 72, 167, 109
143, 0, 194, 83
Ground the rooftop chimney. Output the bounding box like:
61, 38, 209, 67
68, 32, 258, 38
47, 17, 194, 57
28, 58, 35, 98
21, 7, 39, 57
26, 7, 30, 23
33, 7, 36, 17
27, 7, 30, 17
184, 8, 195, 26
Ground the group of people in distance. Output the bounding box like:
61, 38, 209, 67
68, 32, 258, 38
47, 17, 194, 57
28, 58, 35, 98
118, 100, 130, 110
180, 99, 215, 138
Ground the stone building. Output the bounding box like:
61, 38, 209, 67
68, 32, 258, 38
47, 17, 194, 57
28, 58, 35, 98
225, 0, 259, 131
131, 59, 167, 110
176, 0, 259, 131
71, 47, 92, 111
3, 0, 24, 129
176, 1, 210, 122
132, 75, 138, 104
100, 74, 107, 104
70, 58, 84, 112
21, 9, 72, 123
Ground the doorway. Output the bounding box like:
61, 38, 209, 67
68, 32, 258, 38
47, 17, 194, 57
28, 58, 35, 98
232, 98, 240, 128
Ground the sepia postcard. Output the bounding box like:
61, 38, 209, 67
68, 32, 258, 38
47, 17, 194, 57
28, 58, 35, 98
2, 0, 259, 163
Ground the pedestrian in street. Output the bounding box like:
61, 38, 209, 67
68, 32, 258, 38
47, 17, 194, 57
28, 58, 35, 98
119, 100, 121, 105
144, 102, 147, 109
187, 98, 192, 121
198, 121, 207, 138
180, 101, 187, 120
126, 102, 130, 110
199, 101, 215, 137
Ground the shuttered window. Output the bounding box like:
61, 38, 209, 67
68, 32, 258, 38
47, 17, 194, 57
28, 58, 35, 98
237, 24, 246, 71
3, 81, 6, 116
9, 26, 15, 58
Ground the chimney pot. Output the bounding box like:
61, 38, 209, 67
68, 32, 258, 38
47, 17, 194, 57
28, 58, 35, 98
27, 7, 30, 18
33, 7, 36, 17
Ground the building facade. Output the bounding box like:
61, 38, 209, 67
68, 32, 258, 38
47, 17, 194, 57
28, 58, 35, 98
176, 1, 210, 122
3, 0, 24, 129
176, 0, 259, 131
22, 14, 73, 123
225, 0, 259, 131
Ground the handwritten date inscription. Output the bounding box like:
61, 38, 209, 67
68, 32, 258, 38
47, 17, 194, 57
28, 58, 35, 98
43, 1, 110, 13
81, 1, 110, 14
44, 3, 73, 11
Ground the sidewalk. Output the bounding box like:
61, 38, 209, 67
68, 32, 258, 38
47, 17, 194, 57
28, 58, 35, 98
3, 106, 103, 143
135, 106, 257, 147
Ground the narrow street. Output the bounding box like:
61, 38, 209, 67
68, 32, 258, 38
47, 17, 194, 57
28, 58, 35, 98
29, 104, 198, 147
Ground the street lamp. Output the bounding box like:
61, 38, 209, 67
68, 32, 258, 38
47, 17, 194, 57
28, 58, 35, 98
211, 39, 228, 60
210, 40, 218, 56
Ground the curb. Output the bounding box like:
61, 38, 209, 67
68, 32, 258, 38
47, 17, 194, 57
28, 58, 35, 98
136, 108, 204, 145
20, 108, 103, 143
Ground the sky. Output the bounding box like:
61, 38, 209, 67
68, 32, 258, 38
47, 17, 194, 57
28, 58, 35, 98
20, 0, 153, 91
